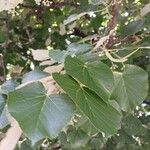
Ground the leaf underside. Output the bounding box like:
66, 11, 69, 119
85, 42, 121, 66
8, 82, 75, 144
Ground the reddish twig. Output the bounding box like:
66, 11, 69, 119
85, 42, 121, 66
106, 0, 118, 48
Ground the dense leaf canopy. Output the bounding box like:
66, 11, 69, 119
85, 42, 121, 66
0, 0, 150, 149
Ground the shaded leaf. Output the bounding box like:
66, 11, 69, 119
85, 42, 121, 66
90, 15, 103, 30
89, 133, 108, 149
111, 65, 148, 112
120, 20, 144, 38
67, 127, 89, 149
122, 114, 146, 136
0, 26, 7, 43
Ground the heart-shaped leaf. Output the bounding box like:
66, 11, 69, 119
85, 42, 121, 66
111, 65, 148, 112
53, 73, 121, 135
65, 56, 114, 102
22, 70, 49, 83
8, 82, 75, 144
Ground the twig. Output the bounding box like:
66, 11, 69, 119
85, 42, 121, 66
106, 0, 118, 48
106, 0, 118, 34
101, 46, 150, 63
102, 47, 127, 63
94, 29, 115, 50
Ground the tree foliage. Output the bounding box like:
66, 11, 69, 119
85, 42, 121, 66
0, 0, 150, 149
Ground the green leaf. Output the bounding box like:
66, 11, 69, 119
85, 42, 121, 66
78, 51, 100, 62
0, 31, 6, 43
49, 43, 92, 63
67, 127, 90, 149
8, 82, 75, 144
120, 20, 144, 38
75, 113, 98, 136
122, 114, 146, 136
142, 143, 150, 150
49, 49, 67, 63
22, 70, 49, 83
67, 43, 92, 56
53, 73, 121, 135
0, 79, 19, 95
58, 131, 69, 148
0, 95, 9, 129
111, 65, 148, 112
65, 56, 114, 102
89, 133, 108, 149
67, 43, 96, 62
90, 15, 103, 30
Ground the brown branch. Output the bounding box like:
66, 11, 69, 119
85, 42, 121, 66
106, 0, 118, 48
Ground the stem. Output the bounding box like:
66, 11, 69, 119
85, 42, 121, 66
106, 0, 118, 48
102, 47, 127, 63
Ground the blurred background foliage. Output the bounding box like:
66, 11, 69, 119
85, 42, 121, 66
0, 0, 150, 149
